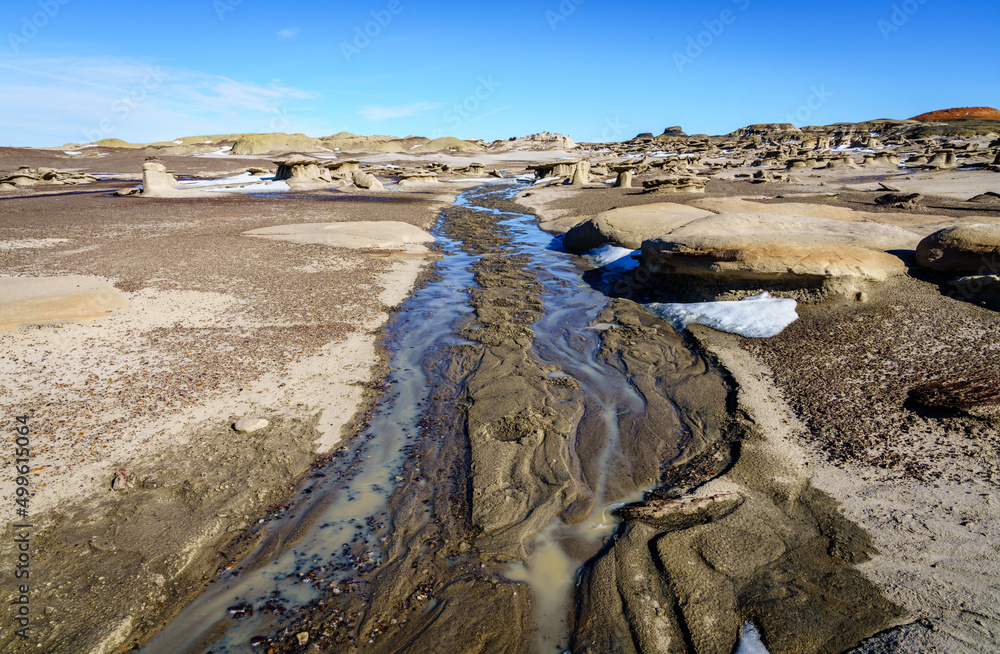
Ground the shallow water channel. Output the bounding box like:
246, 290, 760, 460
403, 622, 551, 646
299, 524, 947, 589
141, 182, 731, 653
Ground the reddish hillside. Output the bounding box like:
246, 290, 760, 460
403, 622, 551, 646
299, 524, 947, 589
909, 107, 1000, 121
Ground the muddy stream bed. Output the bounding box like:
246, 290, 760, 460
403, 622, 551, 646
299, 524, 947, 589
139, 183, 898, 654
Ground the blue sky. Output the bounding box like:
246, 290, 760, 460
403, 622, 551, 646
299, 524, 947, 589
1, 0, 997, 146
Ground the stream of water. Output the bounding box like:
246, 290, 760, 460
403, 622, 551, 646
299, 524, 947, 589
142, 182, 691, 653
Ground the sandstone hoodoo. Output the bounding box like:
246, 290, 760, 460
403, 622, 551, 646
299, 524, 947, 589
141, 158, 180, 197
528, 159, 588, 181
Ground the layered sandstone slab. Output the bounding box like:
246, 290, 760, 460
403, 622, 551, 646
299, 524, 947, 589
0, 276, 128, 331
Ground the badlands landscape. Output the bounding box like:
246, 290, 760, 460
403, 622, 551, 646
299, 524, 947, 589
2, 108, 1000, 653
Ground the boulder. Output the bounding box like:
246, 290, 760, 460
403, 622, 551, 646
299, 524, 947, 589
562, 203, 713, 252
351, 169, 384, 190
875, 192, 924, 210
915, 224, 1000, 275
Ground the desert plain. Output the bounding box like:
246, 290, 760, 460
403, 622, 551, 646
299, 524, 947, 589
2, 113, 1000, 653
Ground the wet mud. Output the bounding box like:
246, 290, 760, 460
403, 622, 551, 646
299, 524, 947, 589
131, 184, 902, 654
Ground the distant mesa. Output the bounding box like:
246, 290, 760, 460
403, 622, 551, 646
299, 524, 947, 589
909, 106, 1000, 121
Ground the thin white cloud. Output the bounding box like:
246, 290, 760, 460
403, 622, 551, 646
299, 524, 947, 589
359, 102, 440, 121
0, 56, 322, 145
276, 28, 300, 39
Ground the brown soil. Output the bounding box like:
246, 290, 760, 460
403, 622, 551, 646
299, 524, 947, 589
909, 106, 1000, 121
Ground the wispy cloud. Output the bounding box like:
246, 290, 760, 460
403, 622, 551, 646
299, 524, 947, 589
358, 102, 440, 121
276, 28, 300, 39
0, 56, 322, 145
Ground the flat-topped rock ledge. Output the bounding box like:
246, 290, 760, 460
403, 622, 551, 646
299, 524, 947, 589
0, 276, 128, 331
562, 203, 712, 252
242, 221, 434, 250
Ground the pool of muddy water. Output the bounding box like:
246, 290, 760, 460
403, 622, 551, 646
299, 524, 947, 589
140, 182, 714, 653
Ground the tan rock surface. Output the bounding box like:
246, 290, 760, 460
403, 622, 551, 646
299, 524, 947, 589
0, 276, 128, 331
667, 211, 921, 252
243, 221, 434, 250
915, 223, 1000, 274
641, 236, 906, 282
562, 202, 712, 252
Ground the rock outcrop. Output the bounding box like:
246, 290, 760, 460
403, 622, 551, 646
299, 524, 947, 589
638, 212, 911, 300
561, 203, 713, 253
915, 224, 1000, 275
351, 170, 384, 190
642, 176, 707, 194
0, 167, 98, 188
141, 159, 180, 197
273, 158, 333, 186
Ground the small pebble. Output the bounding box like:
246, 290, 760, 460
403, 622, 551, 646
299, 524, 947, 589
234, 418, 269, 433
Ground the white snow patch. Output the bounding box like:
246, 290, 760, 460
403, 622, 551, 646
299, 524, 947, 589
735, 623, 770, 654
204, 180, 290, 194
173, 140, 183, 144
63, 151, 82, 155
532, 176, 561, 186
177, 172, 266, 189
584, 245, 639, 270
194, 146, 234, 158
645, 292, 797, 338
